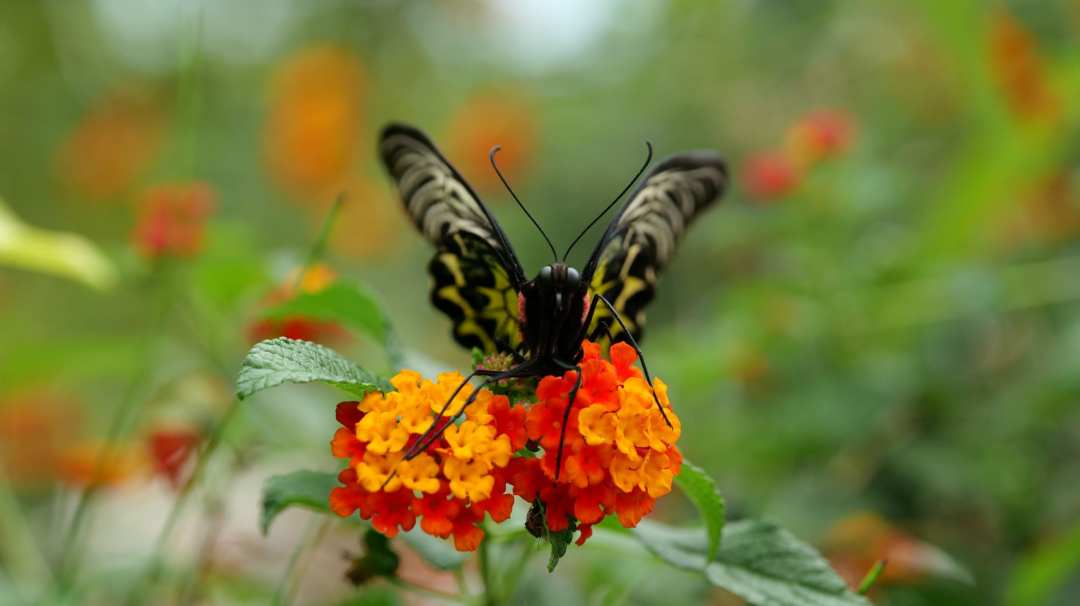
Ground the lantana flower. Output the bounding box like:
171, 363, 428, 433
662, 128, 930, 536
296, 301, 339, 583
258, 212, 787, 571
330, 341, 682, 551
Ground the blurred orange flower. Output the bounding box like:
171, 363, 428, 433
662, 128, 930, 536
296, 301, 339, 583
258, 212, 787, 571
0, 390, 80, 487
56, 87, 166, 202
131, 182, 216, 260
325, 178, 402, 259
56, 441, 142, 488
988, 8, 1061, 124
825, 512, 966, 591
742, 151, 801, 201
265, 45, 366, 202
786, 110, 855, 167
248, 263, 349, 344
446, 92, 537, 194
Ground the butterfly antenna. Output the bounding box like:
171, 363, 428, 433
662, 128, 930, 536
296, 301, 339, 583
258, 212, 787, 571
562, 141, 653, 262
490, 145, 558, 263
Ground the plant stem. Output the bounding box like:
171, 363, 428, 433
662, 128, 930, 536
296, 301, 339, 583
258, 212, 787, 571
477, 534, 496, 606
123, 397, 242, 604
56, 272, 175, 590
272, 516, 333, 606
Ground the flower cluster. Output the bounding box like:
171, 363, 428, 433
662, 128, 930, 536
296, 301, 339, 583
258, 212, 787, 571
742, 109, 855, 202
510, 341, 681, 544
330, 341, 682, 551
330, 371, 525, 550
131, 182, 215, 260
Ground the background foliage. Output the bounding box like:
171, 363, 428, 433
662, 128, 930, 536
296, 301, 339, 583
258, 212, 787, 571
1, 1, 1078, 604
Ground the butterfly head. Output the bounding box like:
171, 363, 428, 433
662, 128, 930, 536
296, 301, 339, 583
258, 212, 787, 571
538, 263, 582, 310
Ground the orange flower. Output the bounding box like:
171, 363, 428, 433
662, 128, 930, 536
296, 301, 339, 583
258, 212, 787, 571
325, 178, 402, 259
522, 342, 682, 539
0, 390, 81, 487
56, 441, 142, 488
825, 512, 955, 591
330, 342, 681, 551
741, 152, 801, 201
56, 87, 165, 202
131, 182, 215, 259
446, 92, 537, 194
988, 8, 1061, 125
330, 371, 520, 550
786, 110, 855, 167
265, 45, 366, 201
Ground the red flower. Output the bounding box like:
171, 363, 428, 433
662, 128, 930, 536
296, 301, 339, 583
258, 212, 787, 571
146, 426, 200, 488
742, 152, 801, 201
131, 182, 215, 259
786, 110, 855, 166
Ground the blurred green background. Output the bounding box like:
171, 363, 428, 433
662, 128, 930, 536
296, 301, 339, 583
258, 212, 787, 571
1, 1, 1079, 604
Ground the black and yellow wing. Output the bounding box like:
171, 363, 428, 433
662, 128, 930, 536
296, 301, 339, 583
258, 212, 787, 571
379, 123, 526, 353
583, 152, 728, 344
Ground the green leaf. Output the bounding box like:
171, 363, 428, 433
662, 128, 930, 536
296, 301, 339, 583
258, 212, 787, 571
1006, 520, 1080, 606
262, 282, 403, 364
634, 519, 871, 606
236, 337, 390, 401
547, 526, 574, 573
675, 459, 726, 561
0, 197, 117, 290
260, 470, 337, 535
399, 528, 468, 570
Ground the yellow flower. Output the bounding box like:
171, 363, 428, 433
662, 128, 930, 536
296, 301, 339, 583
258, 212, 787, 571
355, 452, 402, 492
443, 457, 496, 502
397, 453, 441, 494
355, 410, 409, 455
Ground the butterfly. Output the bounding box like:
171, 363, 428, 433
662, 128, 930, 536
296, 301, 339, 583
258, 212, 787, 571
378, 123, 728, 477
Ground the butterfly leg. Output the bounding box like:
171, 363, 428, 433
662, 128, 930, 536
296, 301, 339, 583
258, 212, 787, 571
402, 367, 504, 461
404, 362, 538, 460
551, 359, 583, 481
593, 293, 673, 428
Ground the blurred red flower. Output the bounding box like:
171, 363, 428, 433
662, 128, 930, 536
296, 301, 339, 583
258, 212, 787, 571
741, 152, 801, 201
56, 87, 165, 202
131, 182, 216, 260
786, 110, 855, 166
446, 92, 537, 194
248, 264, 349, 345
146, 426, 201, 489
988, 8, 1061, 124
265, 45, 366, 202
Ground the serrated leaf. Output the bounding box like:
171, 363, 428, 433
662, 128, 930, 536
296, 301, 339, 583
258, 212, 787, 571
236, 337, 389, 400
675, 459, 725, 561
260, 470, 337, 534
634, 519, 871, 606
262, 283, 403, 364
399, 528, 468, 570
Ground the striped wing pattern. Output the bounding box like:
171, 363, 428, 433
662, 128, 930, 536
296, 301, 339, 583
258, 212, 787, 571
585, 153, 728, 344
379, 124, 525, 353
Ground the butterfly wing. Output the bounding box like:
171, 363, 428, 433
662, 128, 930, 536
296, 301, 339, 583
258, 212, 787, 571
583, 152, 728, 344
379, 123, 527, 353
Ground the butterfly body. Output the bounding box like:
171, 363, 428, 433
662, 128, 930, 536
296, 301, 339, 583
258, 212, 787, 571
518, 262, 590, 370
378, 122, 728, 472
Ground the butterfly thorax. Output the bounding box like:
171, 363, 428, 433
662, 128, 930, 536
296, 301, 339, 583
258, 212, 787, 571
518, 263, 590, 366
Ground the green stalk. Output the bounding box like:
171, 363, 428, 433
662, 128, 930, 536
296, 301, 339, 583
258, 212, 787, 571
123, 398, 242, 604
56, 269, 175, 590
